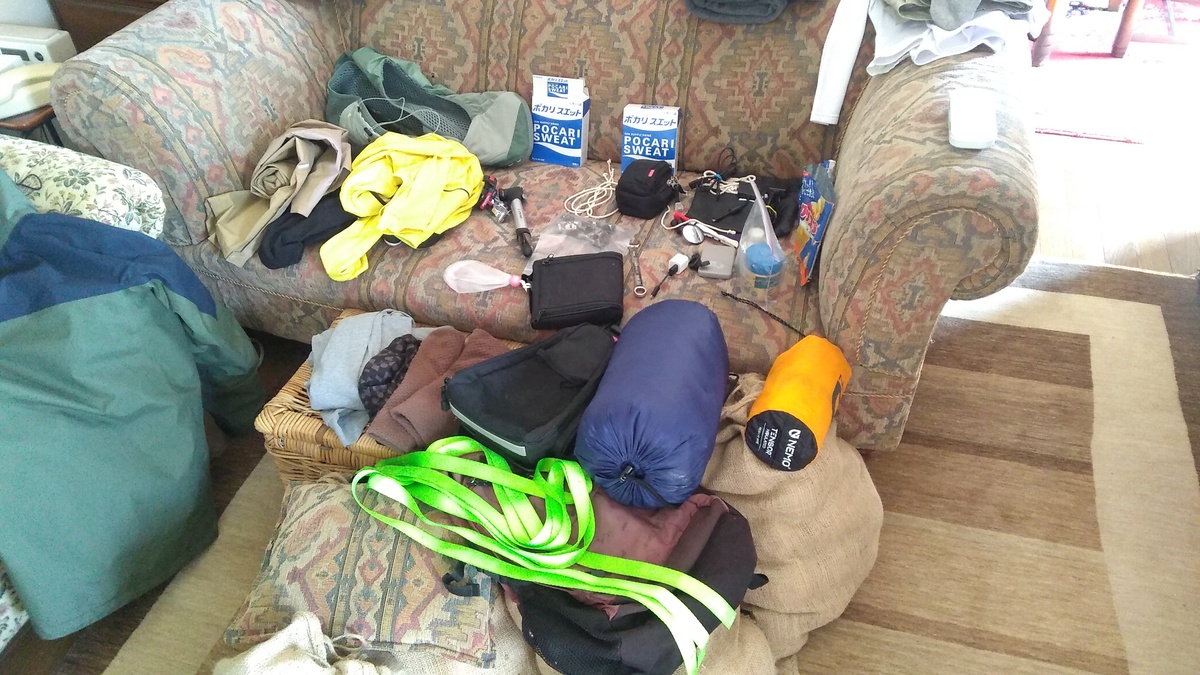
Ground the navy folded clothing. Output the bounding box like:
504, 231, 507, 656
684, 0, 793, 24
258, 192, 355, 269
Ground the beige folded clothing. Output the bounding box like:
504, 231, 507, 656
206, 120, 351, 267
366, 327, 508, 452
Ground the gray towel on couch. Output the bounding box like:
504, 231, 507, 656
885, 0, 1035, 30
684, 0, 794, 24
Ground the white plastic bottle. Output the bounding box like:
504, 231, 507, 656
735, 180, 785, 306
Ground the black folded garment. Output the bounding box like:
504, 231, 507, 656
257, 192, 356, 269
684, 0, 794, 24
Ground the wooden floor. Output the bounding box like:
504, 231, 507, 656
1032, 133, 1200, 275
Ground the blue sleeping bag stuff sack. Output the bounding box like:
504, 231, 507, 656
574, 300, 730, 509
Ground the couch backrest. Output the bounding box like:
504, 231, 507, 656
350, 0, 870, 176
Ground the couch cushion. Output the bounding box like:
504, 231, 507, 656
403, 160, 821, 374
185, 160, 820, 371
353, 0, 872, 176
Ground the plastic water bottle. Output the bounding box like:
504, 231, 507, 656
735, 181, 785, 306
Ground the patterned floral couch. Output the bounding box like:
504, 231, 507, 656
48, 0, 1038, 451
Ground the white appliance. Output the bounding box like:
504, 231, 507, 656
0, 23, 76, 64
0, 62, 58, 119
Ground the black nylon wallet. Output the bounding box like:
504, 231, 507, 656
524, 252, 624, 330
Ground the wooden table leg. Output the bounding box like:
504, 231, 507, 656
1033, 0, 1067, 66
1112, 0, 1145, 57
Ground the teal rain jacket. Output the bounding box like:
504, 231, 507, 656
0, 169, 264, 638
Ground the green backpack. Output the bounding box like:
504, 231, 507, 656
327, 48, 533, 167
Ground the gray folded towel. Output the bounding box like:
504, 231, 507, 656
684, 0, 793, 24
885, 0, 1035, 31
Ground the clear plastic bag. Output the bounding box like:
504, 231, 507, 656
734, 180, 787, 306
523, 214, 638, 275
444, 260, 526, 294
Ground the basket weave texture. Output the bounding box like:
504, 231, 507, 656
255, 310, 521, 482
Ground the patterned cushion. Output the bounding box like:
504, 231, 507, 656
0, 136, 165, 238
225, 481, 496, 666
181, 158, 819, 373
398, 160, 823, 375
352, 0, 868, 176
0, 562, 27, 655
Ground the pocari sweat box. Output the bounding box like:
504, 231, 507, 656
531, 75, 589, 167
621, 105, 680, 171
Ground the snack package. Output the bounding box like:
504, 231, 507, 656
795, 160, 837, 286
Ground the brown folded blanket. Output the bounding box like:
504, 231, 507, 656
366, 327, 508, 452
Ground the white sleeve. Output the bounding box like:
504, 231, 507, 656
810, 0, 874, 125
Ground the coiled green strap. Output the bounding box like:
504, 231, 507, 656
351, 436, 736, 675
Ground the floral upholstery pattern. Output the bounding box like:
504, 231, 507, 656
0, 136, 164, 238
50, 0, 1038, 450
0, 562, 26, 656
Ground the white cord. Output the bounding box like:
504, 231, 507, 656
564, 160, 619, 218
661, 214, 735, 236
700, 170, 757, 195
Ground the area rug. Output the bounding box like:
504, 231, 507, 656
28, 260, 1200, 674
795, 259, 1200, 674
1030, 27, 1200, 145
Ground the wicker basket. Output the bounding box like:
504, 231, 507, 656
255, 309, 521, 482
255, 357, 405, 482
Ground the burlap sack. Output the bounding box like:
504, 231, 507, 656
702, 374, 883, 661
683, 613, 774, 675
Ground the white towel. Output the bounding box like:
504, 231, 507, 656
810, 0, 1049, 125
867, 0, 1049, 75
811, 0, 872, 124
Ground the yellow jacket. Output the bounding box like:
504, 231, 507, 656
321, 133, 483, 281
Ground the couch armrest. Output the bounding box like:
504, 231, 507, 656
49, 0, 347, 248
820, 49, 1039, 451
0, 135, 165, 237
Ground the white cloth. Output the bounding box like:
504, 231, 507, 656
809, 0, 1049, 124
214, 611, 390, 675
811, 0, 873, 124
308, 309, 415, 446
867, 0, 1048, 75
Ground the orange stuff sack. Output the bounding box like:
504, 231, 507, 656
745, 336, 851, 471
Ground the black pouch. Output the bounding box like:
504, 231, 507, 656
616, 159, 676, 219
443, 324, 615, 470
509, 500, 766, 675
686, 177, 755, 235
525, 252, 624, 331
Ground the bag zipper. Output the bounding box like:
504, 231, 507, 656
448, 401, 529, 457
536, 299, 623, 323
534, 251, 622, 267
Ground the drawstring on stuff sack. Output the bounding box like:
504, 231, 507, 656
351, 436, 736, 675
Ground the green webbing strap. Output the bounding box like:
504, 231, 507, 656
351, 436, 736, 675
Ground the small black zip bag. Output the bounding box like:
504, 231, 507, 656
616, 159, 677, 219
524, 252, 625, 331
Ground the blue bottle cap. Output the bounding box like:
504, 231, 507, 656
745, 243, 783, 276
